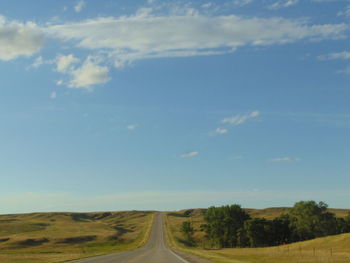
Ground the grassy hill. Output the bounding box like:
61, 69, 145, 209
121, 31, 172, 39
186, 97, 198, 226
0, 211, 154, 263
165, 208, 350, 263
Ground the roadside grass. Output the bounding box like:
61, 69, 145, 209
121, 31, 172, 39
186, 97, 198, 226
0, 211, 154, 263
165, 208, 350, 263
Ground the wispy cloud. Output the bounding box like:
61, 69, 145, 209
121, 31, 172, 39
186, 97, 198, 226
74, 0, 86, 13
270, 157, 301, 162
46, 13, 347, 69
318, 51, 350, 60
337, 5, 350, 17
30, 56, 45, 68
229, 0, 253, 7
222, 111, 260, 125
311, 0, 339, 2
212, 127, 229, 135
0, 5, 347, 90
181, 151, 199, 158
338, 65, 350, 74
268, 0, 299, 9
318, 51, 350, 75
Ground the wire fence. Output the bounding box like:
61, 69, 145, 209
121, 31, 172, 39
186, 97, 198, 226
271, 246, 343, 263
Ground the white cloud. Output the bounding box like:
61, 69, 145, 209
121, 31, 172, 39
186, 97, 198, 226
181, 151, 199, 158
147, 0, 156, 4
319, 51, 350, 60
68, 56, 110, 90
127, 124, 139, 131
74, 0, 86, 13
268, 0, 299, 9
213, 127, 229, 135
270, 157, 301, 162
222, 111, 260, 125
55, 54, 79, 73
0, 16, 44, 61
46, 14, 347, 68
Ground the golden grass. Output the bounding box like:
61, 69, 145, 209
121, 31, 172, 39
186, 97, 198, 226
165, 209, 350, 263
0, 211, 154, 263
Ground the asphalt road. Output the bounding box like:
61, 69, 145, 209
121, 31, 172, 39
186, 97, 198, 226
68, 213, 211, 263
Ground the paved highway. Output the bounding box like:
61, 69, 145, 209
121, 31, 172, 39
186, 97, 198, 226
68, 213, 211, 263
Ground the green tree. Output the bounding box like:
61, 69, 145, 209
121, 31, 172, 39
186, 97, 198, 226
340, 212, 350, 233
180, 221, 194, 242
288, 201, 338, 241
244, 218, 273, 247
271, 214, 292, 245
237, 227, 249, 247
203, 204, 250, 248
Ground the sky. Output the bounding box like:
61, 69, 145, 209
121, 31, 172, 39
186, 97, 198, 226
0, 0, 349, 213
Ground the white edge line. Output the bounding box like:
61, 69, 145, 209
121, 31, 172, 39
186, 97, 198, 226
168, 248, 191, 263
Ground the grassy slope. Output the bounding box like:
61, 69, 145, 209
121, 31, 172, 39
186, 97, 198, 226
0, 211, 154, 263
165, 208, 350, 263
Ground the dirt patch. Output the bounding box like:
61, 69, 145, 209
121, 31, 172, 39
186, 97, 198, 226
70, 213, 93, 222
16, 238, 49, 247
92, 212, 112, 220
57, 235, 97, 244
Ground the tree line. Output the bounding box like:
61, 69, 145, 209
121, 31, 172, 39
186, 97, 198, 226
180, 201, 350, 248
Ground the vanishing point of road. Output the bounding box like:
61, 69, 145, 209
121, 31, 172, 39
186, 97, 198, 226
69, 213, 212, 263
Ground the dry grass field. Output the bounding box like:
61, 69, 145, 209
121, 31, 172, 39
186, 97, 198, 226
165, 208, 350, 263
0, 211, 154, 263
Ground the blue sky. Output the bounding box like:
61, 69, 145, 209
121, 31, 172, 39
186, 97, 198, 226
0, 0, 349, 213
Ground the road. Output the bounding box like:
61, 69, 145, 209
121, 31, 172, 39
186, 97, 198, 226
68, 213, 211, 263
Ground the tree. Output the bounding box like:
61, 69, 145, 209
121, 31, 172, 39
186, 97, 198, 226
288, 201, 338, 241
181, 221, 194, 242
196, 201, 346, 250
244, 218, 273, 247
271, 214, 292, 245
338, 212, 350, 233
345, 212, 350, 226
203, 204, 251, 248
237, 227, 249, 247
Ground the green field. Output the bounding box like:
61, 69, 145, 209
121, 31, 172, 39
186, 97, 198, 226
165, 208, 350, 263
0, 211, 154, 263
